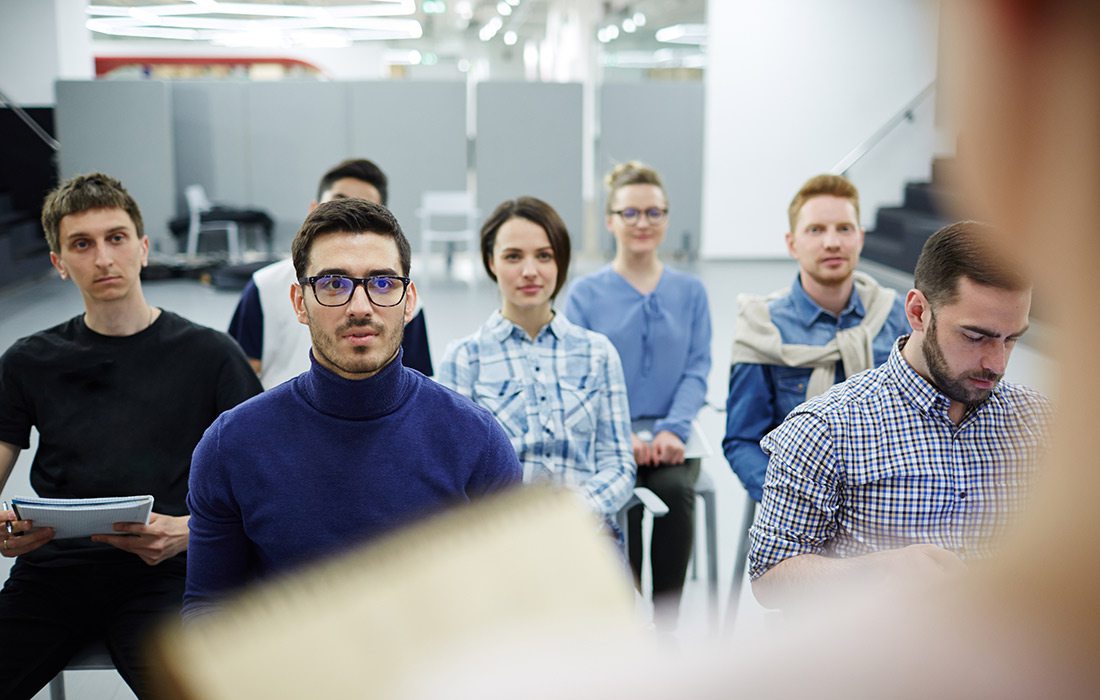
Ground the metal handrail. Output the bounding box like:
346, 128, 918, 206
0, 87, 60, 151
831, 81, 935, 176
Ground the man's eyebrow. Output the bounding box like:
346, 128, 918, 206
311, 268, 400, 277
64, 226, 128, 240
961, 324, 1031, 339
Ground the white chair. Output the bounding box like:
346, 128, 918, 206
687, 468, 720, 635
415, 191, 479, 277
184, 184, 241, 261
48, 638, 116, 700
723, 491, 757, 634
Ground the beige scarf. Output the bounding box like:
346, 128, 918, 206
729, 271, 899, 401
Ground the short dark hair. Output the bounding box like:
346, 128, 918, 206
291, 199, 410, 279
914, 220, 1029, 307
316, 158, 388, 205
480, 196, 571, 299
41, 172, 144, 254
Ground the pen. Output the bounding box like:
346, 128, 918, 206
2, 501, 12, 536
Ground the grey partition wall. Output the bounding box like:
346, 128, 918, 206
348, 81, 467, 253
476, 82, 583, 238
597, 82, 705, 257
56, 81, 176, 249
173, 82, 251, 211
247, 82, 352, 250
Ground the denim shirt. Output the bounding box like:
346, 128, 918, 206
722, 274, 909, 501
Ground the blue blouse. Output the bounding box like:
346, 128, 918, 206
563, 265, 712, 443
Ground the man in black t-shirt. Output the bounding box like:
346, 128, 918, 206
0, 173, 261, 699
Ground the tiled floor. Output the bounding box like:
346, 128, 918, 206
0, 253, 1055, 700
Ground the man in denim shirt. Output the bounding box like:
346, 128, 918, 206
722, 175, 908, 501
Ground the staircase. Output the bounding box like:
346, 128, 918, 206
862, 157, 960, 274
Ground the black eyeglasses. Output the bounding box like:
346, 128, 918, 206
611, 207, 668, 225
300, 275, 410, 307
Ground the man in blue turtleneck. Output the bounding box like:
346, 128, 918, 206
183, 199, 522, 618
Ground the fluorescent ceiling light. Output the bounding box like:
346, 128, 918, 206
90, 3, 416, 19
86, 2, 421, 42
621, 18, 636, 33
503, 30, 517, 45
384, 49, 422, 65
479, 16, 503, 41
655, 23, 706, 45
496, 1, 512, 16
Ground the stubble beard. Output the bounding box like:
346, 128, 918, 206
307, 311, 404, 379
922, 317, 1000, 408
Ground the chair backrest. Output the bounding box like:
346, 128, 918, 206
184, 184, 213, 219
420, 190, 475, 215
417, 191, 479, 233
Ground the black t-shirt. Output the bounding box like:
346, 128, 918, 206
0, 310, 262, 564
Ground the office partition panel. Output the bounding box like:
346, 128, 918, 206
598, 82, 705, 257
55, 81, 176, 249
246, 82, 351, 250
172, 82, 251, 212
348, 81, 467, 252
475, 82, 583, 242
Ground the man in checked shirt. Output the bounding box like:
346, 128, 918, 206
750, 221, 1051, 609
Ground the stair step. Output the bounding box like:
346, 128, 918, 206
866, 207, 948, 272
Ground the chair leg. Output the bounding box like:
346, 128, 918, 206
704, 490, 719, 636
723, 493, 757, 635
226, 222, 241, 262
49, 671, 66, 700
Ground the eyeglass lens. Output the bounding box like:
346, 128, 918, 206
618, 207, 667, 224
312, 275, 406, 307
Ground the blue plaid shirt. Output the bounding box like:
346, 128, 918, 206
439, 311, 636, 518
749, 336, 1051, 580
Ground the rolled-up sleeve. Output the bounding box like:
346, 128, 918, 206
748, 410, 842, 579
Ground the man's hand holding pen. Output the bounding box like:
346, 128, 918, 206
0, 502, 54, 558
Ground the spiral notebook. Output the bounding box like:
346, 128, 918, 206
11, 495, 154, 539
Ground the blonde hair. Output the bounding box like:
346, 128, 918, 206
604, 161, 666, 213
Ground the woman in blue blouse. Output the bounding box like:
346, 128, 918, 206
564, 162, 712, 617
439, 196, 636, 532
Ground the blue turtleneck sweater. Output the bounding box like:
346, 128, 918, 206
183, 350, 522, 616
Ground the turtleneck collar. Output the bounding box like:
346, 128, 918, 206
297, 347, 412, 420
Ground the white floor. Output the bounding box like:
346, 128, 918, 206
0, 253, 1055, 700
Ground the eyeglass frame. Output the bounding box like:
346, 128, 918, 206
610, 207, 669, 225
299, 274, 412, 308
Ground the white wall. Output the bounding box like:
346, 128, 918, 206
0, 0, 91, 105
701, 0, 940, 258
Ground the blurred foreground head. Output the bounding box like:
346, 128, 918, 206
946, 0, 1100, 635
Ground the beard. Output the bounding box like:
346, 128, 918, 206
307, 312, 404, 379
922, 317, 1001, 408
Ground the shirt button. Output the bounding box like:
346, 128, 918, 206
958, 491, 967, 499
540, 396, 546, 401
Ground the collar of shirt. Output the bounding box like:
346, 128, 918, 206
300, 346, 411, 420
884, 335, 1006, 425
485, 309, 566, 344
788, 273, 866, 327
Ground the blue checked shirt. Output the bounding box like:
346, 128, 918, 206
439, 311, 636, 518
749, 336, 1051, 580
